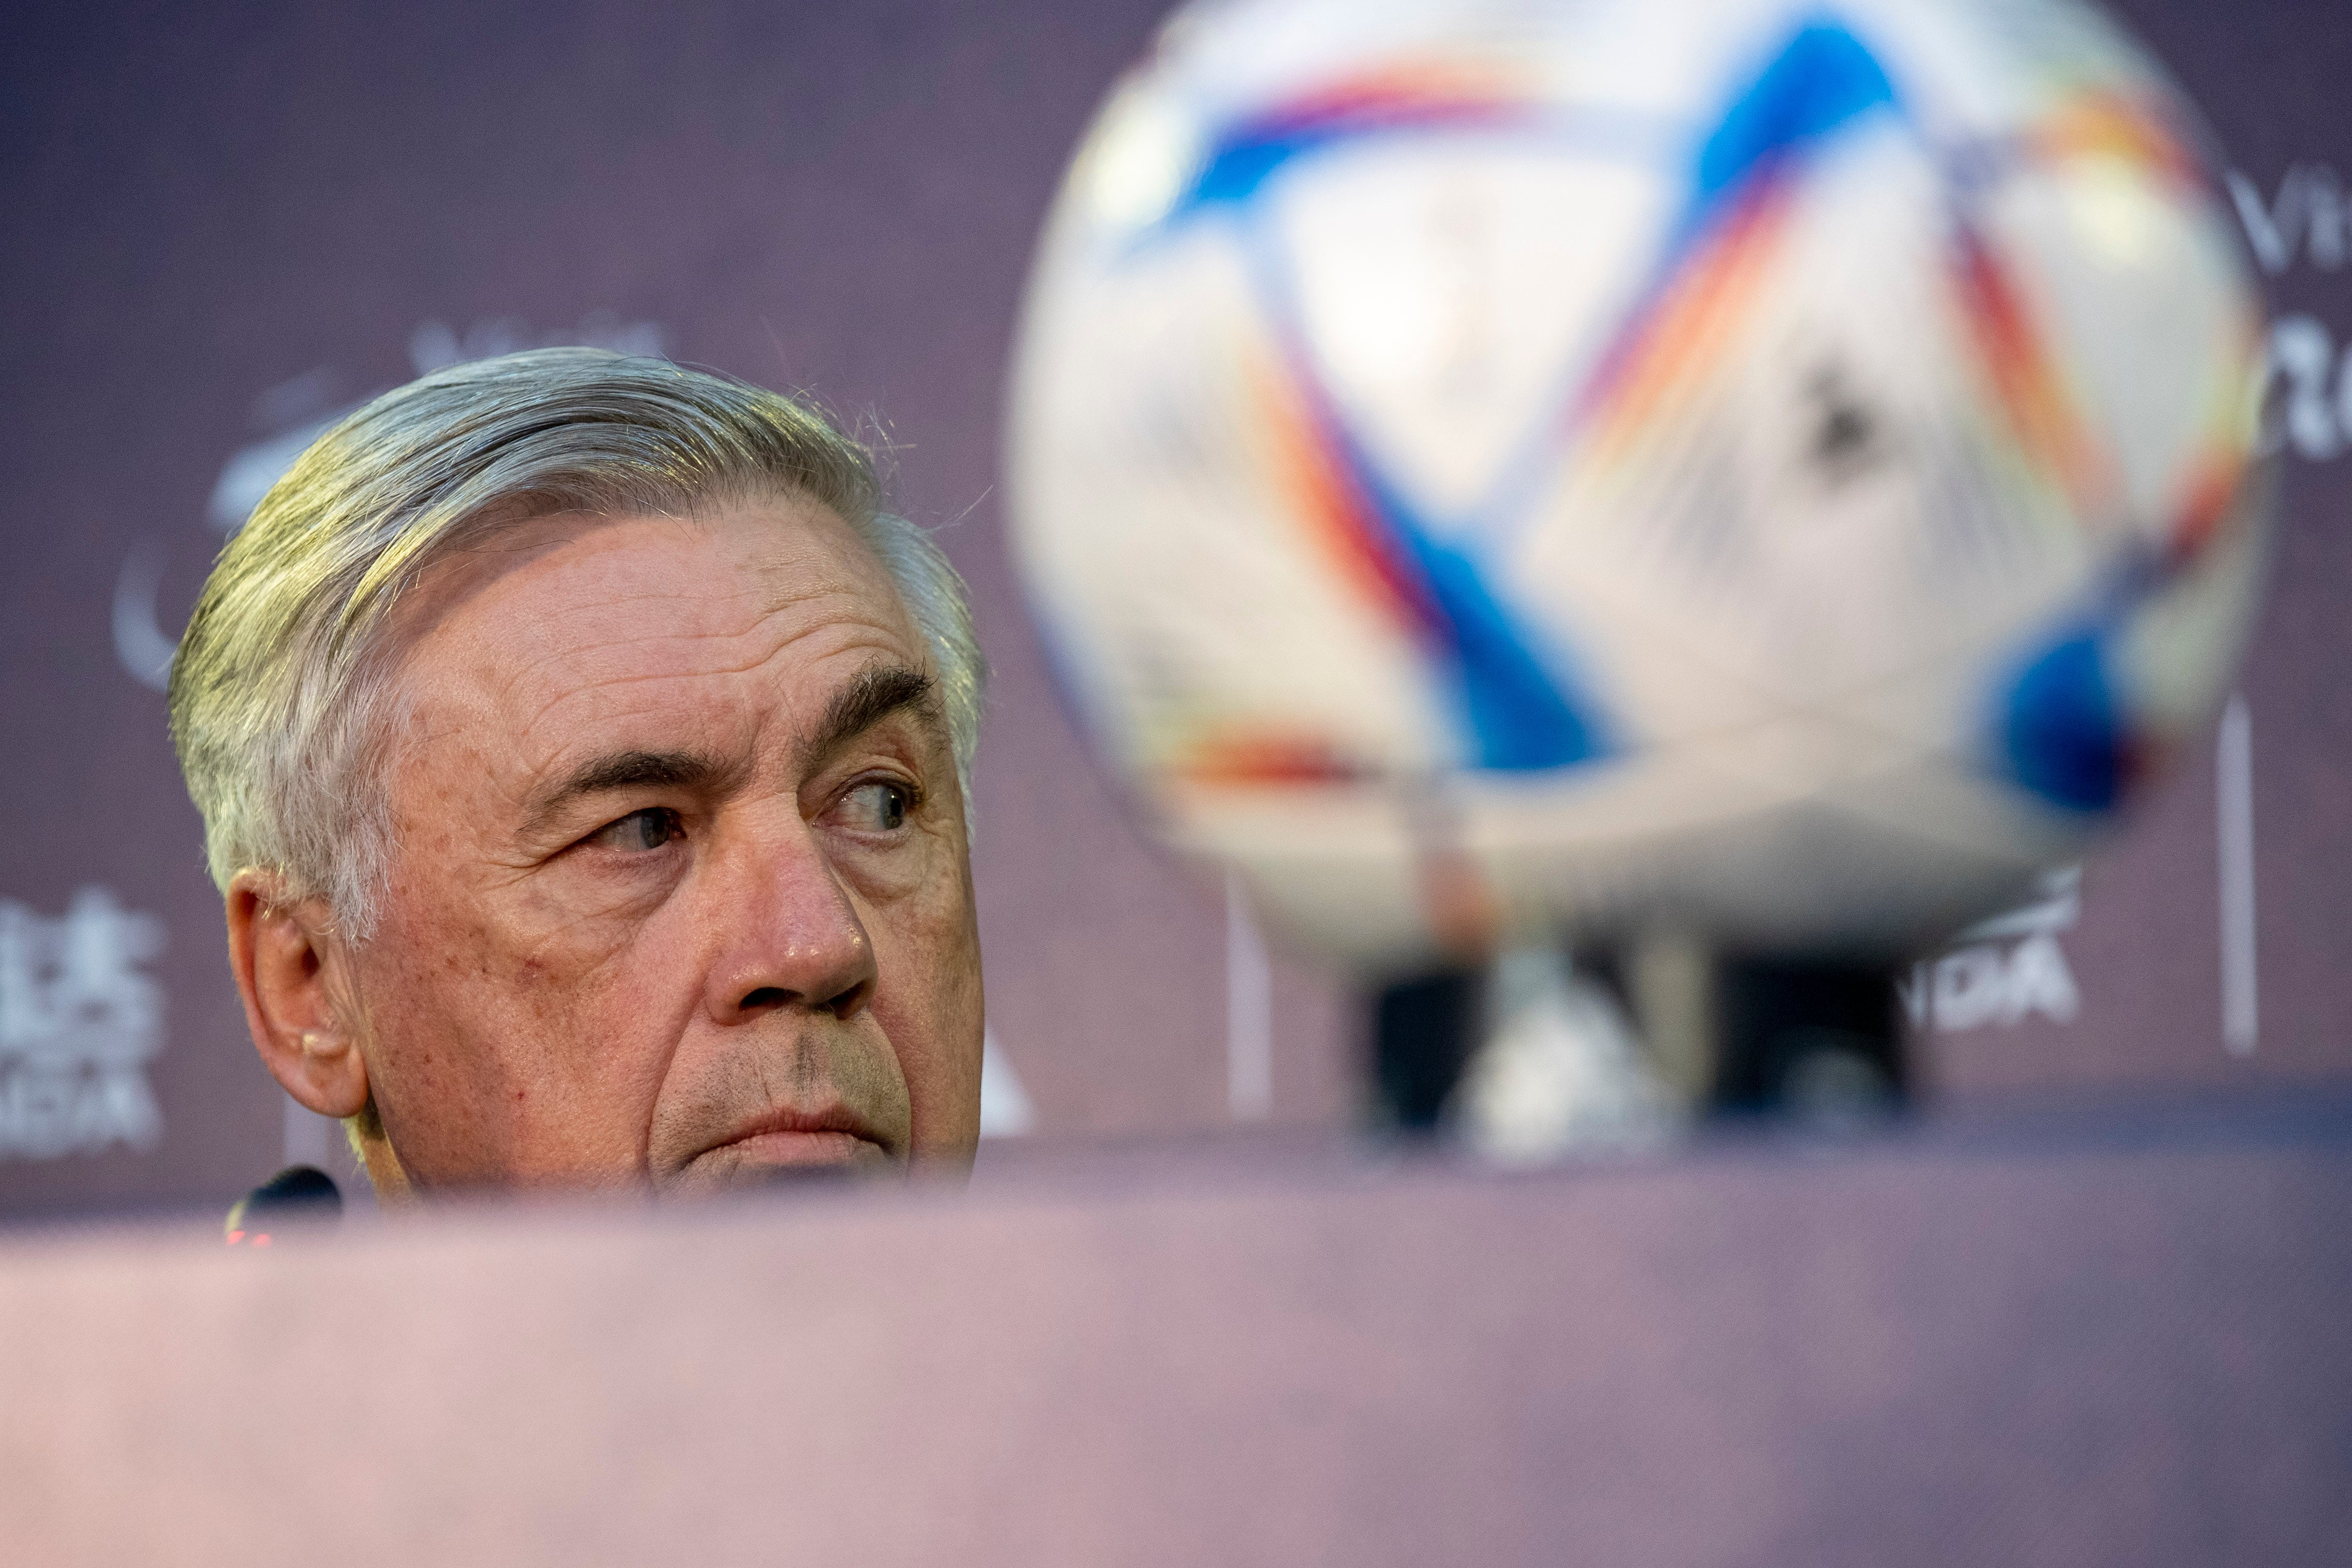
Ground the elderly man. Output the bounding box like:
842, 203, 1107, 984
170, 349, 987, 1197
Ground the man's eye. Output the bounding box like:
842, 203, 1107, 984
841, 782, 911, 833
591, 807, 683, 853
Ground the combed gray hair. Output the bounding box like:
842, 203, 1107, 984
169, 347, 986, 937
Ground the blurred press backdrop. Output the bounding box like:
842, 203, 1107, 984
3, 0, 2350, 1214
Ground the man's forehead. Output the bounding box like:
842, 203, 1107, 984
394, 504, 928, 786
475, 500, 880, 614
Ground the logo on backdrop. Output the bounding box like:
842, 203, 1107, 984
113, 312, 669, 690
1901, 866, 2081, 1035
0, 888, 168, 1160
2229, 165, 2352, 463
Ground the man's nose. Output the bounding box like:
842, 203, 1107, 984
702, 822, 878, 1026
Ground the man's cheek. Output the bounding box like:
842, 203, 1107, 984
516, 858, 670, 933
491, 878, 680, 1003
882, 889, 983, 1066
824, 812, 966, 903
862, 869, 976, 998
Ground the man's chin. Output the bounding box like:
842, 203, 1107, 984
663, 1130, 900, 1196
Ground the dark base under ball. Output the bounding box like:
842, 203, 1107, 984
1369, 968, 1484, 1132
1710, 955, 1907, 1121
1367, 950, 1909, 1134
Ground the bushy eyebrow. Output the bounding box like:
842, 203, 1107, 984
800, 663, 942, 773
522, 663, 941, 838
524, 748, 736, 836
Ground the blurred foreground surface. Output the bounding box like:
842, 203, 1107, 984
3, 1092, 2346, 1566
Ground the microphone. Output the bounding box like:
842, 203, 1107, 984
224, 1165, 343, 1247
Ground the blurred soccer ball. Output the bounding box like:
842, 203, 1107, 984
1006, 0, 2270, 972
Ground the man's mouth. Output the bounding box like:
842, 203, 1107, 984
720, 1126, 890, 1168
687, 1107, 896, 1184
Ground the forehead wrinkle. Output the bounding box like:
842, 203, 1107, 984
484, 615, 788, 729
395, 500, 863, 672
391, 608, 750, 774
763, 573, 870, 619
473, 578, 805, 699
450, 560, 868, 721
501, 610, 915, 792
399, 513, 915, 812
424, 514, 878, 710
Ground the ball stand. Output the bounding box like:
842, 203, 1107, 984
1369, 937, 1909, 1144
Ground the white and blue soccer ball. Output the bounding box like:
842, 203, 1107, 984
1006, 0, 2271, 971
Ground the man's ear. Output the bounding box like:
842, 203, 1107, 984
225, 871, 371, 1121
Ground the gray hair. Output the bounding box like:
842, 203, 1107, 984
169, 347, 986, 937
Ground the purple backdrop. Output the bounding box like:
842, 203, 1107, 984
1, 0, 2347, 1214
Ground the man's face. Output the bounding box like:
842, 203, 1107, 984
339, 497, 983, 1193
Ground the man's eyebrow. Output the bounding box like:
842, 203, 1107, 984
525, 749, 733, 832
801, 662, 943, 771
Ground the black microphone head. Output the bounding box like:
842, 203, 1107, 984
225, 1164, 343, 1245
